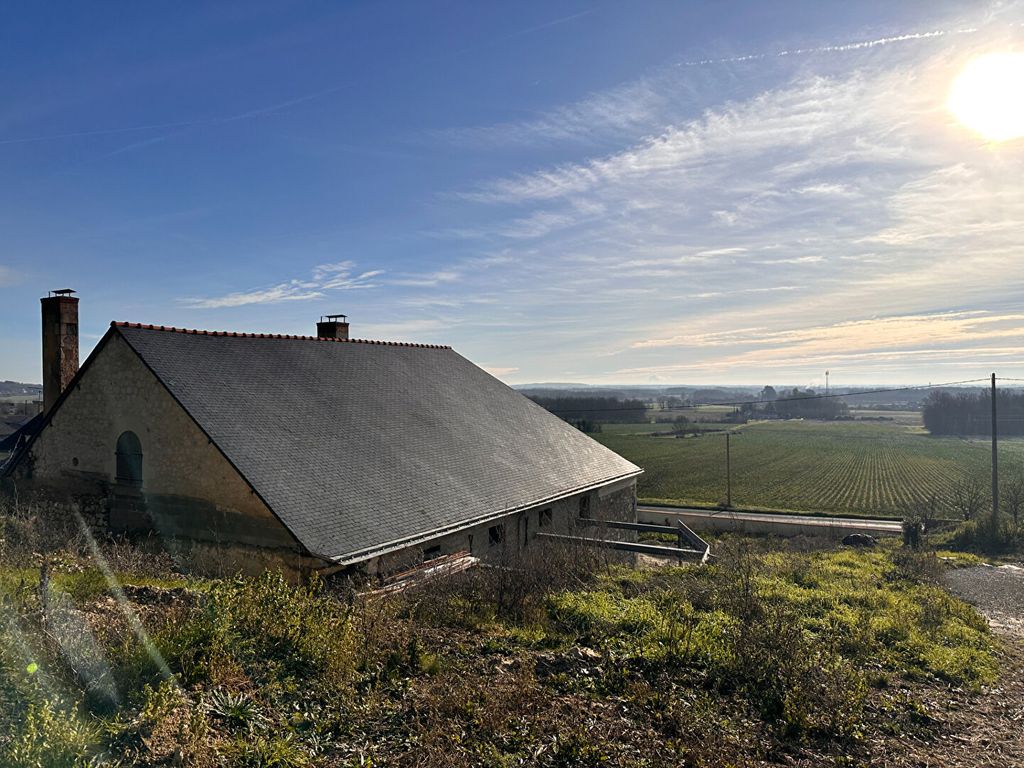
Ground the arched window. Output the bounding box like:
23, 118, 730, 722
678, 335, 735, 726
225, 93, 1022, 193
115, 431, 143, 487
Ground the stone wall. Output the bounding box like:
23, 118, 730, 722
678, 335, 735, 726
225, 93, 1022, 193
7, 332, 314, 577
363, 478, 638, 577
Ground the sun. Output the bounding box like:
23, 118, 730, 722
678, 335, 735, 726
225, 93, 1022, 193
948, 52, 1024, 142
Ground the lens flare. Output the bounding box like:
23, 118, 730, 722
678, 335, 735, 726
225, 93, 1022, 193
948, 52, 1024, 142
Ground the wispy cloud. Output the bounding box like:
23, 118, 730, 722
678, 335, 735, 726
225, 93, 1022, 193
0, 266, 19, 287
387, 270, 461, 288
687, 285, 798, 300
463, 71, 907, 206
428, 12, 1024, 384
679, 27, 980, 67
618, 311, 1024, 376
482, 365, 519, 378
182, 261, 382, 309
441, 78, 668, 147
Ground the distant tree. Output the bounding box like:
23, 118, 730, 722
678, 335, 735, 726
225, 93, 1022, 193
671, 415, 690, 435
760, 385, 778, 401
923, 389, 1024, 436
526, 395, 648, 424
773, 388, 848, 420
1001, 473, 1024, 529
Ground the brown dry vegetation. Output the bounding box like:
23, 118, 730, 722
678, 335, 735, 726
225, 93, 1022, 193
0, 497, 1020, 767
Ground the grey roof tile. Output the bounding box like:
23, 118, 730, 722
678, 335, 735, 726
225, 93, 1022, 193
115, 325, 641, 561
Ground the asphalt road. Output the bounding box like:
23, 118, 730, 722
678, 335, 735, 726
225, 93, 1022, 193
637, 504, 903, 534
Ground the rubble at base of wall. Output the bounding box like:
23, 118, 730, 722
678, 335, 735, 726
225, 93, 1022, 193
0, 482, 111, 537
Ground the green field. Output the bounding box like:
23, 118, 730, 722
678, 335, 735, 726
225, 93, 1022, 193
596, 419, 1024, 517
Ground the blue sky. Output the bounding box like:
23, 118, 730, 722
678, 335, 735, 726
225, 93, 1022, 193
2, 1, 1023, 387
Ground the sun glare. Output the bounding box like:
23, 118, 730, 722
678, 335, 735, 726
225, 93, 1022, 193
948, 52, 1024, 142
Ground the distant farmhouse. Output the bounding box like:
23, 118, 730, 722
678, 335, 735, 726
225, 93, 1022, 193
2, 291, 641, 578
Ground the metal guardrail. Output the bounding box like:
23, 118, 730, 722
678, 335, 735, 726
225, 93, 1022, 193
538, 530, 710, 563
674, 520, 711, 564
576, 517, 711, 563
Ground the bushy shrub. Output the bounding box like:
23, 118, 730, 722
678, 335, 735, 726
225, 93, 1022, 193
142, 572, 359, 694
948, 514, 1021, 554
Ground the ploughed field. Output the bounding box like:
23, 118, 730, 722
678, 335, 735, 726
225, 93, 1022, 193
596, 417, 1024, 517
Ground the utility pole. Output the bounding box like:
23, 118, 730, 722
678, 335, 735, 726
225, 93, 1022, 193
992, 373, 999, 520
725, 432, 732, 509
825, 370, 830, 397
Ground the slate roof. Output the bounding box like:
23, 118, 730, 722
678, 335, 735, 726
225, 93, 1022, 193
112, 323, 641, 563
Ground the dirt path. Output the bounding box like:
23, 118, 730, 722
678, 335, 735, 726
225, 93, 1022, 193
896, 565, 1024, 767
946, 563, 1024, 637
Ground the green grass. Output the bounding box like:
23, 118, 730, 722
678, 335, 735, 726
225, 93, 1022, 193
548, 546, 996, 689
0, 529, 1001, 767
596, 419, 1024, 517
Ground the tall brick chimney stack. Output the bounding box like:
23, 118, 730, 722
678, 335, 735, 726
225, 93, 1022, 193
316, 314, 349, 341
41, 289, 79, 413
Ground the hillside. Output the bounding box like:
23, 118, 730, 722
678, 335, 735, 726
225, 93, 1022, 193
0, 381, 41, 398
0, 499, 1017, 767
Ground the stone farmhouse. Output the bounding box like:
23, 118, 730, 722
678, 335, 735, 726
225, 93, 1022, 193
2, 291, 642, 579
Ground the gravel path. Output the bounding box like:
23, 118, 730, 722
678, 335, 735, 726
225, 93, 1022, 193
893, 563, 1024, 767
945, 563, 1024, 637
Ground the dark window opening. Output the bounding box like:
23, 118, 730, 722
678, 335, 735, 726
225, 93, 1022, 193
539, 508, 553, 528
578, 495, 591, 518
115, 431, 143, 487
423, 545, 442, 561
488, 524, 504, 547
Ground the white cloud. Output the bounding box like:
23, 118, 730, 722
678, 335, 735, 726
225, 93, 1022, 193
482, 365, 519, 378
182, 261, 383, 309
422, 12, 1024, 383
440, 78, 668, 147
617, 311, 1024, 376
0, 266, 18, 287
498, 211, 575, 239
387, 270, 461, 288
463, 73, 901, 205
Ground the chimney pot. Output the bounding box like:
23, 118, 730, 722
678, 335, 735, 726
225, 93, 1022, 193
317, 314, 349, 341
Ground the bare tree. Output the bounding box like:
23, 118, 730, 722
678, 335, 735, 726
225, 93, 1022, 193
1001, 473, 1024, 529
901, 493, 940, 537
951, 476, 988, 522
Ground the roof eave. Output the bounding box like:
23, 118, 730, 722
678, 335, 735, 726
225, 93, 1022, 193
322, 468, 643, 567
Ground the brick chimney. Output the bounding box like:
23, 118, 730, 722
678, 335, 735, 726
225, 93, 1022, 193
41, 289, 79, 412
316, 314, 349, 341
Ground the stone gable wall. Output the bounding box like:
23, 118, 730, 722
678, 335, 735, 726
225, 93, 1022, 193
8, 332, 314, 577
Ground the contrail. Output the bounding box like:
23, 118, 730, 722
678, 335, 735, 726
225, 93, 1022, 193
0, 10, 592, 151
680, 27, 981, 67
0, 83, 352, 149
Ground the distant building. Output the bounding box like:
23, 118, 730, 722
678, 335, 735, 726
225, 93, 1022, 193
3, 292, 641, 579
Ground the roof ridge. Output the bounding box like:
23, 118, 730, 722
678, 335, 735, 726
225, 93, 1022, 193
110, 321, 451, 349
